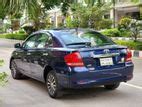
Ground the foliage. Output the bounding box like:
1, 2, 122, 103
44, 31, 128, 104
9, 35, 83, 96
84, 0, 105, 7
101, 28, 121, 37
0, 27, 4, 33
0, 0, 9, 19
129, 20, 142, 41
0, 33, 27, 40
116, 40, 142, 50
84, 0, 96, 7
118, 17, 142, 41
6, 33, 27, 40
0, 72, 8, 86
99, 19, 113, 29
0, 59, 8, 86
65, 16, 80, 28
42, 0, 77, 17
70, 3, 112, 30
0, 60, 4, 66
120, 30, 132, 37
18, 29, 26, 34
118, 17, 132, 37
118, 17, 132, 30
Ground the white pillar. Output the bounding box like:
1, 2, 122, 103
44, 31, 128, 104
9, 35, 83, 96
110, 8, 118, 27
54, 12, 58, 28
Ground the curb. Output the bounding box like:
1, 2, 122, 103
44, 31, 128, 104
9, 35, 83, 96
131, 50, 142, 58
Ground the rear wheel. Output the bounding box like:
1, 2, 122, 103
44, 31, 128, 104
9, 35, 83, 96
104, 83, 120, 90
46, 70, 62, 98
11, 60, 28, 79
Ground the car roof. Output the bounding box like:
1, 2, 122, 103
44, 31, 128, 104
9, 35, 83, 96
30, 28, 100, 38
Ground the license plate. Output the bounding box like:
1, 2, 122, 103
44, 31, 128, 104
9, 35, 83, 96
100, 57, 113, 66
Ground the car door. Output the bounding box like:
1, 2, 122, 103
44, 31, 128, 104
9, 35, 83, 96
19, 35, 37, 76
30, 33, 53, 81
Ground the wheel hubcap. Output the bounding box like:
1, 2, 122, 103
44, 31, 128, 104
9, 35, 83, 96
47, 74, 56, 95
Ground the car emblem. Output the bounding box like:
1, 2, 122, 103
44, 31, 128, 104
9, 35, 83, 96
103, 49, 110, 54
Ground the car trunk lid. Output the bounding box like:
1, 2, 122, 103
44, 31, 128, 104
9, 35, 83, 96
79, 45, 127, 70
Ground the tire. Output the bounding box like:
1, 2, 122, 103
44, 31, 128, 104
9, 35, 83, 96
11, 60, 27, 79
46, 70, 62, 98
104, 83, 120, 90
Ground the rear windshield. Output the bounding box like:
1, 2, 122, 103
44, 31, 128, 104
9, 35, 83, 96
58, 31, 115, 47
81, 32, 115, 46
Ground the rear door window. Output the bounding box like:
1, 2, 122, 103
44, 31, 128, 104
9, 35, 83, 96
36, 33, 53, 49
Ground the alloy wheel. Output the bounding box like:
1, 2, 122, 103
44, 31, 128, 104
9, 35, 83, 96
47, 73, 57, 96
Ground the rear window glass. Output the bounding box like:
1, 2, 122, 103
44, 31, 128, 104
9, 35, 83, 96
81, 32, 115, 46
56, 31, 114, 47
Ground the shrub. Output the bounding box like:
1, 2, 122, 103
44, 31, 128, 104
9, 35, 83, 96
5, 33, 27, 40
18, 29, 26, 34
115, 40, 142, 50
99, 19, 113, 29
101, 28, 121, 37
0, 34, 6, 38
120, 30, 132, 37
118, 17, 142, 41
119, 17, 132, 29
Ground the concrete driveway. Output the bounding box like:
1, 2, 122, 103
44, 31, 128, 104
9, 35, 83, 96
0, 39, 142, 107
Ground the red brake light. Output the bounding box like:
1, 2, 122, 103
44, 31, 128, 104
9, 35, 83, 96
64, 52, 84, 67
125, 49, 132, 62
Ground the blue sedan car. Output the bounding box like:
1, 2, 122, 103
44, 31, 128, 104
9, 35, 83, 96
10, 29, 134, 98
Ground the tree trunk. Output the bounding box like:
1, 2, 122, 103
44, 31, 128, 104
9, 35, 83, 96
139, 4, 142, 20
34, 20, 40, 31
11, 19, 20, 31
0, 19, 3, 33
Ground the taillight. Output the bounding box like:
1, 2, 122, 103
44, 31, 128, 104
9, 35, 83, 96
125, 49, 132, 62
64, 52, 84, 67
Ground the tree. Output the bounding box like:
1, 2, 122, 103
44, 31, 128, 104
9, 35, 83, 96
119, 17, 142, 41
119, 17, 132, 30
129, 19, 142, 41
0, 0, 10, 33
70, 3, 112, 30
42, 0, 78, 17
84, 0, 104, 7
0, 0, 9, 20
84, 0, 96, 7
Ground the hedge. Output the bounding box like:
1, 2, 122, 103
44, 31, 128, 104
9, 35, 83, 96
101, 28, 121, 37
115, 40, 142, 50
0, 33, 27, 40
101, 28, 132, 37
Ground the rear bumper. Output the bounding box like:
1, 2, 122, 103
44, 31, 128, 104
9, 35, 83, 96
57, 64, 134, 89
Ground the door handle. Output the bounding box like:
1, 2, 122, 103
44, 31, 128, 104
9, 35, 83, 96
27, 52, 31, 55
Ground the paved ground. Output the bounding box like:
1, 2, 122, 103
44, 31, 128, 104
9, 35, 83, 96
0, 39, 142, 107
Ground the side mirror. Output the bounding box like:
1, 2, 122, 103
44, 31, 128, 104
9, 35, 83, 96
14, 43, 21, 48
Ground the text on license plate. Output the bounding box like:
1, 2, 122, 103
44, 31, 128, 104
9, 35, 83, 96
100, 57, 113, 66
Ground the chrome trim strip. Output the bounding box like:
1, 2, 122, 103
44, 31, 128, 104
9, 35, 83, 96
91, 53, 120, 58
